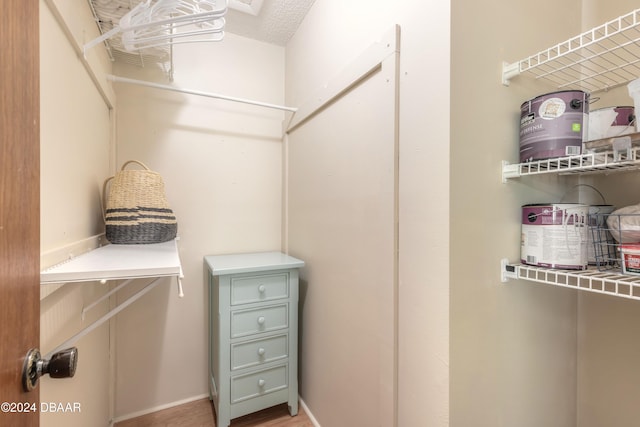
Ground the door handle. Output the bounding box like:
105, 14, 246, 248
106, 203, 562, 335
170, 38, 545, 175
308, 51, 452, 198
22, 347, 78, 392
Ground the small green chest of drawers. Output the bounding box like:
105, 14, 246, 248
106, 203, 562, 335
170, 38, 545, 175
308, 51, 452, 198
204, 252, 304, 427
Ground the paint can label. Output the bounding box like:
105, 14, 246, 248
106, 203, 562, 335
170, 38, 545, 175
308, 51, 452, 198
521, 204, 588, 270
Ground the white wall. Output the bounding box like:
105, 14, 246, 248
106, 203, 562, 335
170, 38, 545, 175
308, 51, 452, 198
286, 1, 450, 426
39, 1, 114, 426
111, 33, 286, 419
286, 39, 398, 427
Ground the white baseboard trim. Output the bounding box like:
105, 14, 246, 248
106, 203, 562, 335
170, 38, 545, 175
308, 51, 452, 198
300, 396, 321, 427
111, 393, 321, 426
111, 393, 210, 424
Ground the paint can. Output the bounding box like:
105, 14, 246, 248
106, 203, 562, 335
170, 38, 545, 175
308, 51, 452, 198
620, 244, 640, 275
519, 90, 589, 163
588, 106, 635, 140
521, 203, 589, 270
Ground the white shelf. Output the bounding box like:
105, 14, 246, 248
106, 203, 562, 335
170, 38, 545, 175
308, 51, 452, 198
502, 132, 640, 181
40, 239, 184, 358
501, 260, 640, 301
502, 148, 640, 181
41, 239, 182, 284
502, 8, 640, 93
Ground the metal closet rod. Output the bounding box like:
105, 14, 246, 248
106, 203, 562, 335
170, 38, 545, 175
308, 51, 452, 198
106, 75, 298, 113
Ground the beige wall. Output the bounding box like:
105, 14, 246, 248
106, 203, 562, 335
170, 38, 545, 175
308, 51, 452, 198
111, 34, 286, 419
452, 1, 640, 427
286, 1, 450, 426
39, 0, 114, 426
37, 0, 640, 425
577, 2, 640, 426
450, 1, 583, 426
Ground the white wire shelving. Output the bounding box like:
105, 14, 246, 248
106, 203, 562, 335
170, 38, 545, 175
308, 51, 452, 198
501, 8, 640, 298
501, 259, 640, 301
502, 8, 640, 93
501, 145, 640, 182
88, 0, 171, 74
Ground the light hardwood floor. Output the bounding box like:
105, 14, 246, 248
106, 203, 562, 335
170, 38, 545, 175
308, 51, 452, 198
114, 399, 315, 427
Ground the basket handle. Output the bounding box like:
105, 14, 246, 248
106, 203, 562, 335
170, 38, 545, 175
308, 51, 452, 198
101, 176, 113, 223
121, 160, 150, 171
101, 160, 151, 221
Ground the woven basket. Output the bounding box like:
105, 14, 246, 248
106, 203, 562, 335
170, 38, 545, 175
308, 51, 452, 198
103, 160, 177, 244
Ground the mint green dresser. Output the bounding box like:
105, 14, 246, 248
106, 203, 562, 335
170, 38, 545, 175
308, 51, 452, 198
204, 252, 304, 427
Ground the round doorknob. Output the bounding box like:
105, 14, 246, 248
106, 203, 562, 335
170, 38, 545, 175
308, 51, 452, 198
22, 347, 78, 392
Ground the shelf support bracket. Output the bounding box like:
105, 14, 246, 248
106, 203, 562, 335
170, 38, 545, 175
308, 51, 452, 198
501, 258, 518, 282
81, 278, 134, 320
45, 277, 166, 359
177, 266, 185, 298
502, 61, 520, 86
502, 160, 521, 182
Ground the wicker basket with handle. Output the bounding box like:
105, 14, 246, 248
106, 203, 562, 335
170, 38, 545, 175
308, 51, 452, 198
103, 160, 177, 244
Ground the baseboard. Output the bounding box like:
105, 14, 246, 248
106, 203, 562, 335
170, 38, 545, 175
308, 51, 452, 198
110, 393, 210, 425
111, 393, 321, 426
299, 396, 321, 427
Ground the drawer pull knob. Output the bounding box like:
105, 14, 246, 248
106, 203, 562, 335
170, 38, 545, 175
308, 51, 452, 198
258, 284, 266, 293
257, 316, 266, 325
258, 379, 266, 387
257, 347, 266, 356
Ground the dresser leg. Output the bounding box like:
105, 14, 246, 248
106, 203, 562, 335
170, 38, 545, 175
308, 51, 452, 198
288, 399, 299, 416
217, 412, 231, 427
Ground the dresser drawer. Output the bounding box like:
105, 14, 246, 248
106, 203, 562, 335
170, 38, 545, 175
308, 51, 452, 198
231, 273, 289, 306
230, 304, 288, 338
230, 364, 288, 404
231, 334, 288, 371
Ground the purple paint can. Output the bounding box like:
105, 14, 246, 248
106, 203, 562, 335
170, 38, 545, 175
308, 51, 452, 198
519, 90, 589, 163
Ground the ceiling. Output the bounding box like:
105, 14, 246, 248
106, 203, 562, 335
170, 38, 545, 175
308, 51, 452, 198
224, 0, 316, 46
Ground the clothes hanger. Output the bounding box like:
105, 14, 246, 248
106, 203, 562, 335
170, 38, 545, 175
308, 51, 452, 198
84, 0, 228, 55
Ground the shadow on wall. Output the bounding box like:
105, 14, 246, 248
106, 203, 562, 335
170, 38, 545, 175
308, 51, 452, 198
115, 276, 174, 410
297, 276, 309, 387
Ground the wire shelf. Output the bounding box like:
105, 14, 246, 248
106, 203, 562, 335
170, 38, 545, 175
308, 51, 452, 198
502, 147, 640, 181
504, 263, 640, 301
502, 132, 640, 180
502, 212, 640, 302
88, 0, 172, 72
502, 8, 640, 93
